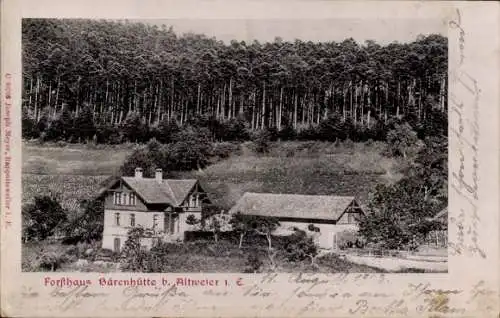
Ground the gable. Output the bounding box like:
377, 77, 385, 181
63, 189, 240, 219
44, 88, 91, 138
336, 200, 365, 224
99, 176, 206, 207
167, 179, 198, 205
178, 182, 213, 206
102, 179, 148, 207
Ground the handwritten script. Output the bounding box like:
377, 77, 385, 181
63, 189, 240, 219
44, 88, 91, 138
448, 8, 485, 259
15, 275, 498, 316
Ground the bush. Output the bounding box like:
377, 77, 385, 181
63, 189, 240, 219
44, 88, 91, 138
281, 230, 318, 263
211, 142, 240, 159
244, 251, 263, 273
296, 124, 319, 141
22, 195, 68, 242
63, 199, 104, 243
223, 117, 250, 141
386, 123, 420, 158
251, 129, 272, 154
337, 229, 363, 250
38, 250, 74, 271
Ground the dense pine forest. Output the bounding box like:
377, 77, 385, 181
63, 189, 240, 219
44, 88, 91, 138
22, 18, 447, 144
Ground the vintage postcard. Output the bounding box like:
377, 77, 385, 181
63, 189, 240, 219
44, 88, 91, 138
1, 0, 499, 317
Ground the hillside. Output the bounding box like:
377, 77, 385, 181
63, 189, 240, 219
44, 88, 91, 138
22, 140, 403, 213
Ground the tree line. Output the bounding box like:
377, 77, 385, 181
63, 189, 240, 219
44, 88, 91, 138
22, 18, 447, 143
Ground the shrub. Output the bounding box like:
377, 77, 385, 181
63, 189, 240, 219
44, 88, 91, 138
38, 250, 73, 272
336, 229, 361, 250
307, 224, 320, 232
251, 129, 272, 154
343, 138, 355, 149
22, 195, 68, 242
386, 123, 420, 158
278, 122, 296, 141
223, 117, 250, 141
281, 230, 318, 263
64, 199, 104, 243
244, 251, 263, 273
211, 142, 240, 159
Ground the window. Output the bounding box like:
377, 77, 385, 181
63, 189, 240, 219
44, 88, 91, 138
115, 213, 120, 226
153, 214, 159, 229
114, 192, 121, 205
114, 238, 121, 252
121, 192, 128, 205
129, 193, 136, 206
130, 214, 136, 227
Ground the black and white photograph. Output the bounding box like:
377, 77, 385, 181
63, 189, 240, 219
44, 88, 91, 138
21, 17, 448, 274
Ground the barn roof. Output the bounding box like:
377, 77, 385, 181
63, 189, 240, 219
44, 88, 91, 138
228, 192, 362, 221
103, 177, 198, 206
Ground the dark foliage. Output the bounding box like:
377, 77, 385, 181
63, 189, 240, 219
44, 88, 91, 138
22, 195, 68, 242
63, 199, 104, 243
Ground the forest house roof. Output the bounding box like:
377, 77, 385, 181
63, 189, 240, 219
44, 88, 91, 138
100, 176, 198, 206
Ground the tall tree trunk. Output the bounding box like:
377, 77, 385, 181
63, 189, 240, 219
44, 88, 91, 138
261, 83, 266, 129
293, 91, 298, 129
251, 90, 256, 130
34, 75, 40, 122
196, 82, 201, 115
396, 80, 401, 118
47, 81, 52, 114
28, 76, 33, 110
216, 89, 221, 120
55, 77, 60, 116
221, 83, 226, 120
349, 81, 353, 121
239, 94, 244, 116
278, 86, 283, 130
228, 78, 233, 119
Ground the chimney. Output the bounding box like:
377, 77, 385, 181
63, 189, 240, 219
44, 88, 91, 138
134, 167, 143, 179
155, 168, 163, 183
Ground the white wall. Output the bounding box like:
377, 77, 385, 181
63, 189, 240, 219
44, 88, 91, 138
102, 209, 204, 251
102, 209, 165, 252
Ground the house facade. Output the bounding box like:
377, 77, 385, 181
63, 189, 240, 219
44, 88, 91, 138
99, 167, 211, 252
228, 192, 365, 249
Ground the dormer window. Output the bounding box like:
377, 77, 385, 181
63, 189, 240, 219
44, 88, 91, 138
113, 191, 136, 206
188, 194, 199, 207
121, 192, 128, 205
114, 192, 121, 205
129, 193, 136, 205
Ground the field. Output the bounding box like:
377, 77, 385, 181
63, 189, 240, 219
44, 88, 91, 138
23, 141, 135, 175
22, 174, 110, 213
